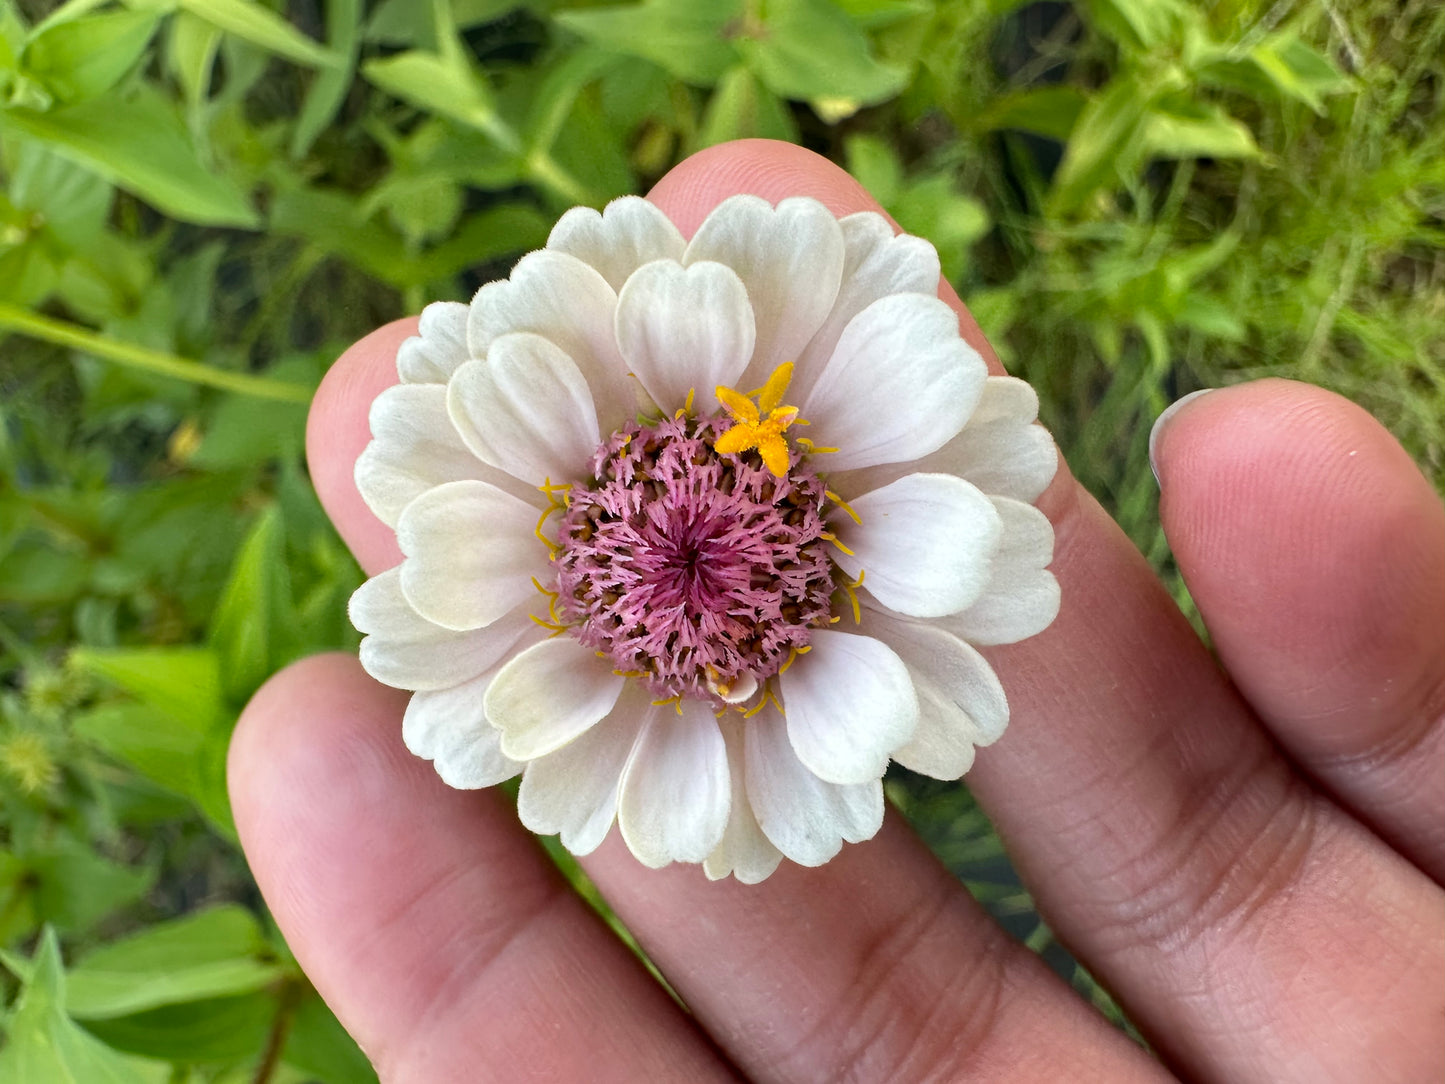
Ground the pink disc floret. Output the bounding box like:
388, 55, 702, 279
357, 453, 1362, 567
554, 414, 835, 706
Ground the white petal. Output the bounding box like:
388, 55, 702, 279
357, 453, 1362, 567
938, 496, 1059, 646
864, 606, 1008, 780
827, 377, 1057, 502
800, 293, 986, 472
354, 383, 523, 529
447, 335, 600, 487
921, 376, 1058, 500
614, 259, 755, 414
744, 703, 883, 867
779, 630, 917, 785
350, 569, 535, 691
396, 480, 548, 631
486, 638, 624, 760
790, 212, 940, 404
397, 301, 470, 384
832, 473, 1003, 619
683, 195, 844, 386
517, 687, 651, 856
403, 669, 526, 789
618, 700, 730, 868
467, 250, 635, 429
546, 196, 686, 291
704, 717, 783, 883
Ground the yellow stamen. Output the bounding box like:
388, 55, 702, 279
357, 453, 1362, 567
533, 477, 574, 558
841, 568, 865, 625
794, 437, 838, 455
742, 685, 781, 718
531, 576, 563, 624
529, 614, 570, 637
825, 490, 862, 525
714, 362, 804, 478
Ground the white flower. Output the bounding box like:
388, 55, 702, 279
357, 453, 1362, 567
350, 195, 1059, 883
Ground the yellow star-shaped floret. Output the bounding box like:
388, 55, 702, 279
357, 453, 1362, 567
714, 363, 800, 477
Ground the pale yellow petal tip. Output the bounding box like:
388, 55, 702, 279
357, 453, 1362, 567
707, 669, 758, 705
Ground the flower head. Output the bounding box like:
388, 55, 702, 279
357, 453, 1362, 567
351, 194, 1060, 882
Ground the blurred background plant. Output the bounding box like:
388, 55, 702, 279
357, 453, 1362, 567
0, 0, 1440, 1076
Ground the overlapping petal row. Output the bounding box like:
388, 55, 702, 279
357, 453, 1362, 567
351, 194, 1060, 882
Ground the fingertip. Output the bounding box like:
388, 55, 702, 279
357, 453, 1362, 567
1155, 377, 1445, 733
230, 654, 415, 874
648, 139, 884, 234
307, 320, 416, 576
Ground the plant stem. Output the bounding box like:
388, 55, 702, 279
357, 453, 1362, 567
0, 303, 315, 404
251, 977, 303, 1084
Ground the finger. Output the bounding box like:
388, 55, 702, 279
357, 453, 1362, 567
307, 143, 1167, 1082
230, 653, 739, 1083
307, 319, 413, 576
968, 487, 1445, 1081
1152, 380, 1445, 880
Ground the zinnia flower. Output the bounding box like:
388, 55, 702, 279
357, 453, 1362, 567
349, 195, 1059, 882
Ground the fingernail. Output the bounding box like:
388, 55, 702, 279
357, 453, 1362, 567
1149, 388, 1215, 484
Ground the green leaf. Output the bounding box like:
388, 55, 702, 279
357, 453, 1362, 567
208, 504, 295, 702
190, 383, 308, 468
1139, 100, 1258, 160
69, 646, 224, 733
165, 10, 223, 117
700, 64, 797, 146
366, 0, 522, 45
269, 185, 549, 287
69, 646, 237, 834
844, 132, 903, 203
80, 993, 276, 1062
1083, 0, 1187, 50
1249, 33, 1354, 114
1049, 74, 1155, 214
524, 45, 622, 157
291, 0, 362, 157
972, 85, 1086, 141
174, 0, 341, 69
555, 0, 742, 86
0, 84, 259, 227
24, 842, 154, 935
1194, 33, 1352, 114
0, 931, 165, 1084
363, 48, 519, 152
283, 991, 379, 1084
21, 8, 161, 103
66, 906, 284, 1019
737, 0, 908, 111
71, 702, 207, 804
5, 137, 112, 249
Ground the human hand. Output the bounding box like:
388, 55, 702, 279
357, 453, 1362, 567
228, 141, 1445, 1083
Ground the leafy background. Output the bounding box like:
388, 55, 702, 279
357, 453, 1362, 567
1, 0, 1440, 1077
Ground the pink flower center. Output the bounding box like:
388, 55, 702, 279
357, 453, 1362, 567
554, 414, 836, 706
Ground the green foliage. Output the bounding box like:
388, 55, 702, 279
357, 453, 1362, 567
0, 0, 1440, 1076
